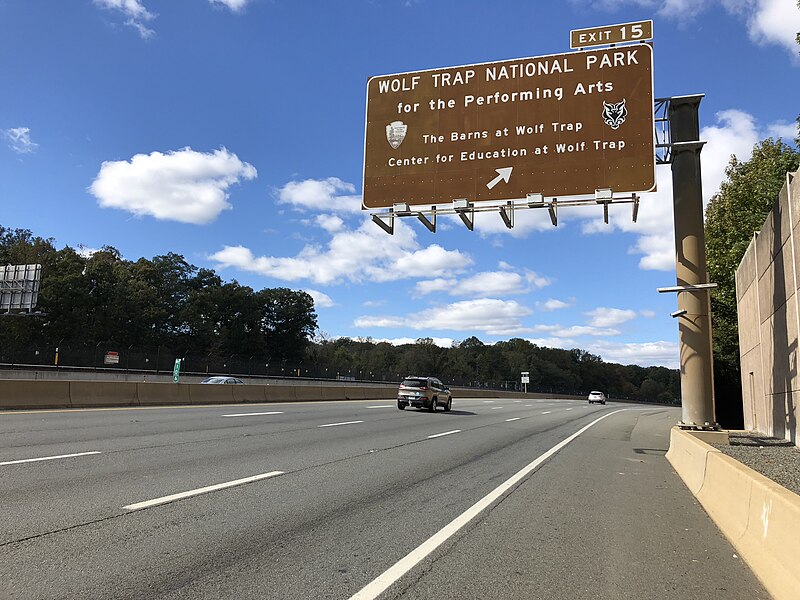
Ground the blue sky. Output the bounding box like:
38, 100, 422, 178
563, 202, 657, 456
2, 0, 799, 369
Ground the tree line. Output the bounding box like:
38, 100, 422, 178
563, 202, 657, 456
0, 227, 318, 364
0, 223, 680, 401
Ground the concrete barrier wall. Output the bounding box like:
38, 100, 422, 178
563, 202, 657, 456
232, 385, 267, 404
0, 379, 594, 410
188, 383, 236, 405
667, 427, 800, 600
136, 382, 192, 406
264, 385, 297, 403
70, 381, 138, 408
0, 380, 72, 409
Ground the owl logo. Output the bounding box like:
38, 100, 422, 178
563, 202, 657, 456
602, 100, 628, 130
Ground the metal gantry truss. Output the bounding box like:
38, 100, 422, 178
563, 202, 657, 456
371, 192, 641, 235
371, 98, 674, 235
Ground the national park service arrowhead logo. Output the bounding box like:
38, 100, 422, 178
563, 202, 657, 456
386, 121, 407, 149
602, 99, 628, 130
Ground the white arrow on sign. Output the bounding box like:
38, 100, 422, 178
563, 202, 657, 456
486, 167, 513, 190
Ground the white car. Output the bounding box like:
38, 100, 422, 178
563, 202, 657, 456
588, 391, 607, 405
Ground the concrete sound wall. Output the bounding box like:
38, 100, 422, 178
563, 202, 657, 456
736, 170, 800, 447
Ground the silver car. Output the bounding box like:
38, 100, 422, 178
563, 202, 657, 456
397, 376, 452, 412
201, 376, 245, 384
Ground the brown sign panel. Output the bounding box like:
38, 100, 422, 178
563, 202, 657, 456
570, 20, 653, 49
363, 44, 655, 209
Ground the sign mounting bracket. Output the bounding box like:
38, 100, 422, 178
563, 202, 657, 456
417, 207, 436, 233
453, 199, 474, 231
499, 201, 514, 229
372, 210, 394, 235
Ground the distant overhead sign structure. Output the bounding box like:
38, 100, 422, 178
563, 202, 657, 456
0, 264, 42, 312
363, 43, 654, 209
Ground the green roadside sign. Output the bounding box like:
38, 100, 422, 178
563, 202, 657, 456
173, 358, 182, 383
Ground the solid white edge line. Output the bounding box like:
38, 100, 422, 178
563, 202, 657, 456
427, 430, 461, 439
348, 409, 628, 600
366, 406, 393, 409
318, 420, 365, 428
505, 418, 521, 422
123, 471, 285, 511
0, 451, 101, 466
222, 411, 284, 417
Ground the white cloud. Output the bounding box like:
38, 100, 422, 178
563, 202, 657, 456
549, 325, 621, 337
415, 269, 551, 297
586, 340, 680, 368
209, 0, 252, 12
767, 120, 799, 141
210, 218, 472, 285
278, 177, 362, 214
362, 299, 387, 308
94, 0, 156, 39
76, 245, 100, 258
315, 214, 345, 233
700, 109, 761, 207
354, 298, 533, 336
527, 335, 678, 367
581, 0, 800, 58
524, 336, 578, 349
304, 288, 335, 308
90, 147, 256, 225
738, 0, 800, 58
370, 337, 455, 348
585, 307, 638, 327
536, 298, 573, 311
640, 309, 657, 318
3, 127, 38, 154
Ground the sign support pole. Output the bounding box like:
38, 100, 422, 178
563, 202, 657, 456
669, 95, 717, 429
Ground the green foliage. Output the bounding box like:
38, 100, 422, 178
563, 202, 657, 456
311, 335, 679, 400
0, 225, 317, 364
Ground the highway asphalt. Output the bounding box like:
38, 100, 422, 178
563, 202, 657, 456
0, 397, 768, 599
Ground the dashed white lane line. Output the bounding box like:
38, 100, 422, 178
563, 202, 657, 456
541, 411, 552, 415
483, 401, 495, 403
505, 418, 521, 422
0, 451, 101, 466
566, 408, 573, 411
490, 407, 503, 410
318, 420, 364, 428
427, 430, 461, 439
348, 409, 629, 600
366, 405, 393, 409
222, 411, 284, 417
123, 471, 284, 511
525, 404, 533, 407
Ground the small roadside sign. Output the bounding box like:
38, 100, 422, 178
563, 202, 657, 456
173, 358, 182, 383
570, 20, 653, 49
